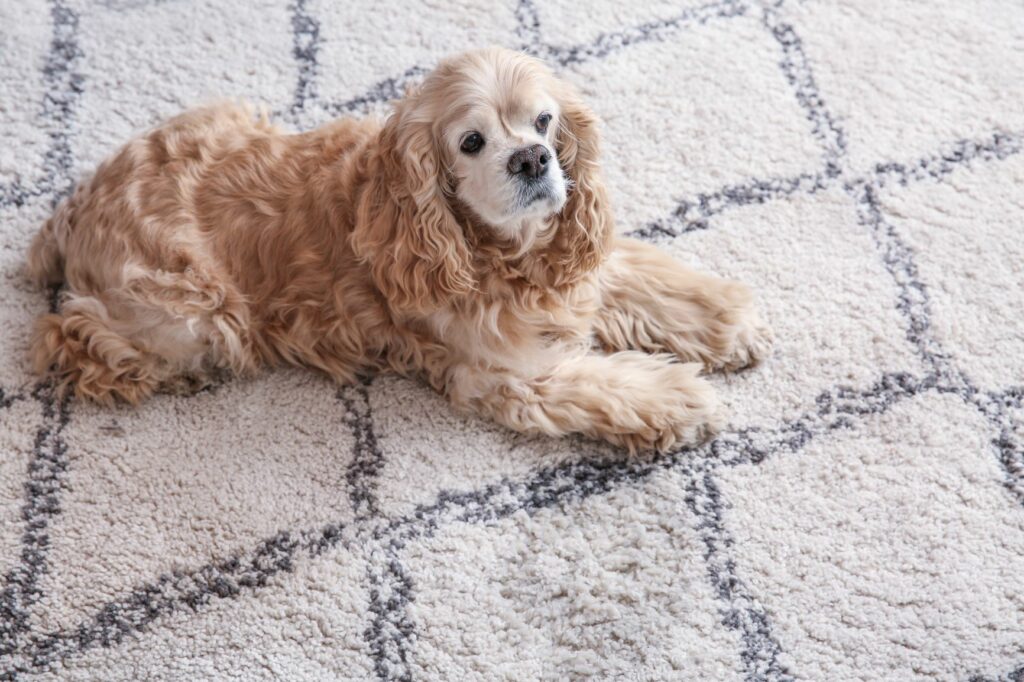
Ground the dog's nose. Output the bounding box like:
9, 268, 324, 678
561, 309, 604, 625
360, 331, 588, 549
507, 144, 550, 179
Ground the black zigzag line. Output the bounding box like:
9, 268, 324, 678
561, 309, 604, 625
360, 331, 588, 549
624, 3, 1022, 246
366, 368, 928, 675
0, 0, 83, 210
337, 381, 418, 682
364, 372, 932, 680
845, 131, 1023, 388
761, 3, 957, 382
514, 0, 543, 55
762, 2, 1012, 401
288, 0, 321, 115
364, 536, 416, 682
541, 0, 746, 65
846, 181, 949, 373
321, 65, 431, 118
386, 372, 932, 546
971, 387, 1024, 504
763, 6, 846, 175
13, 523, 351, 674
766, 3, 1024, 674
845, 138, 1024, 507
313, 0, 746, 118
3, 383, 396, 677
869, 130, 1022, 190
628, 128, 1023, 243
680, 10, 844, 671
340, 380, 385, 522
685, 470, 794, 681
0, 384, 70, 677
627, 171, 828, 240
4, 371, 928, 674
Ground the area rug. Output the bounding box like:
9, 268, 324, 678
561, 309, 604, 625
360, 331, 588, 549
1, 0, 1023, 679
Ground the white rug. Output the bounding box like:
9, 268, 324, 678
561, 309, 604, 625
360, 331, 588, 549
2, 0, 1023, 679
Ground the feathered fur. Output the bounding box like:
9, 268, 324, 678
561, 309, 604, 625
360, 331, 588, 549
26, 48, 772, 452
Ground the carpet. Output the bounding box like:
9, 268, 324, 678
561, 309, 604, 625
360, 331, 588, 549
1, 0, 1023, 679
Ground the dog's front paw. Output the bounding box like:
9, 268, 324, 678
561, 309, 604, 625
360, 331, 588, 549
713, 311, 774, 373
604, 361, 725, 453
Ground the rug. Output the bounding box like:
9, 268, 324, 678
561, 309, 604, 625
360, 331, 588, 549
1, 0, 1023, 679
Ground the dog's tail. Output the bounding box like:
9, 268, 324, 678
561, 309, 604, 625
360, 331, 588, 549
26, 181, 88, 286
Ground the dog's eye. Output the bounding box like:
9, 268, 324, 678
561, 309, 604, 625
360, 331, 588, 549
460, 132, 484, 154
535, 112, 552, 133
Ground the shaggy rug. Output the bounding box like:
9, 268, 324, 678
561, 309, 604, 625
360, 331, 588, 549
2, 0, 1023, 679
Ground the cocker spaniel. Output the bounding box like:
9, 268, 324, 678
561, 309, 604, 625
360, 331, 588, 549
26, 47, 772, 452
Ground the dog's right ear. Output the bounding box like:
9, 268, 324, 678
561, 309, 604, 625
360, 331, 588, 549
352, 99, 476, 314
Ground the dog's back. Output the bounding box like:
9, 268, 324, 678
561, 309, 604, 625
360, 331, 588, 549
26, 102, 383, 403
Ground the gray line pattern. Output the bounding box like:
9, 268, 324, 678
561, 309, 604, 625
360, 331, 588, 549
0, 0, 83, 209
288, 0, 320, 115
1, 0, 1023, 679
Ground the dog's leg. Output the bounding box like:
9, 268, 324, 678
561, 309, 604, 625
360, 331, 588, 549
33, 265, 255, 404
447, 351, 722, 452
594, 237, 773, 371
32, 296, 165, 404
115, 265, 254, 376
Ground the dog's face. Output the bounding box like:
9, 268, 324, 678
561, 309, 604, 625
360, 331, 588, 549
440, 77, 568, 235
358, 48, 612, 312
400, 50, 574, 238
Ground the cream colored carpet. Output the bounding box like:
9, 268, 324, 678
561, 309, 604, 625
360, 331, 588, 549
1, 0, 1023, 679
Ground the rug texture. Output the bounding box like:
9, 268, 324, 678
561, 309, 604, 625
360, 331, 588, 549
1, 0, 1023, 679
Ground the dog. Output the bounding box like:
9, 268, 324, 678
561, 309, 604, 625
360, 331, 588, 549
26, 47, 772, 452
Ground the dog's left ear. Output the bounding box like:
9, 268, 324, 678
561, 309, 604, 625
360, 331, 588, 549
546, 81, 613, 286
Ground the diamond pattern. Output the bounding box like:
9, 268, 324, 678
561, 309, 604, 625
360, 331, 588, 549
786, 0, 1024, 174
877, 153, 1024, 392
368, 375, 602, 517
31, 371, 355, 634
1, 0, 1023, 679
403, 468, 744, 679
719, 393, 1024, 680
560, 12, 822, 230
671, 187, 925, 429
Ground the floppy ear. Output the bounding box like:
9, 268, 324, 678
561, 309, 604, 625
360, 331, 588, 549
544, 82, 613, 287
352, 106, 475, 313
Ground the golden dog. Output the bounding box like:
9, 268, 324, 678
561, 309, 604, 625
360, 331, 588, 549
27, 47, 772, 452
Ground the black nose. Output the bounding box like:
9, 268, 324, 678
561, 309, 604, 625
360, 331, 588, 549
507, 144, 550, 179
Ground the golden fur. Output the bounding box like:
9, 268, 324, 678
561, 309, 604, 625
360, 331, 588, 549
26, 48, 772, 452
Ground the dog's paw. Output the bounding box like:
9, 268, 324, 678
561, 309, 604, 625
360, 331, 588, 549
605, 361, 725, 454
713, 311, 774, 373
157, 372, 219, 397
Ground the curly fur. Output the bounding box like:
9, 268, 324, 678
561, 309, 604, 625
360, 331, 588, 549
26, 47, 772, 452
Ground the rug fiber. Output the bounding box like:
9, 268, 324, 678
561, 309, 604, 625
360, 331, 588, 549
1, 0, 1023, 680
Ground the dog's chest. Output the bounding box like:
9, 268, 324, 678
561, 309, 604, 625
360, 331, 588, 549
427, 282, 598, 371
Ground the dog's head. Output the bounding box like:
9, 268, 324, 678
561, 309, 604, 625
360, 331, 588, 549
354, 47, 612, 312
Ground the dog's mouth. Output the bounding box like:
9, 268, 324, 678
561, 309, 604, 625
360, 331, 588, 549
524, 189, 549, 206
514, 177, 558, 212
